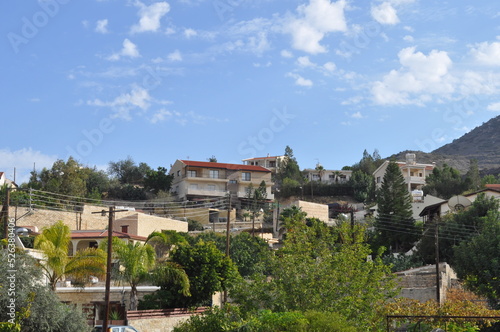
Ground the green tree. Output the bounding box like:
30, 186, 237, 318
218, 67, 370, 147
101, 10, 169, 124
144, 166, 174, 195
0, 251, 91, 332
33, 157, 88, 197
169, 240, 239, 308
464, 159, 481, 192
348, 169, 375, 203
108, 156, 151, 185
276, 146, 303, 186
231, 218, 397, 331
146, 230, 189, 261
374, 161, 419, 253
453, 209, 500, 309
106, 238, 156, 310
34, 220, 106, 290
423, 164, 467, 199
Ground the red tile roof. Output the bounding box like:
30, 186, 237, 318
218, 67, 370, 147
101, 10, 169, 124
180, 160, 271, 172
485, 184, 500, 190
71, 230, 147, 242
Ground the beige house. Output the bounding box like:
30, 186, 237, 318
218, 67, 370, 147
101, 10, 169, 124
170, 159, 274, 201
113, 213, 188, 237
69, 230, 147, 256
303, 165, 352, 184
0, 171, 17, 188
373, 153, 435, 193
242, 155, 286, 172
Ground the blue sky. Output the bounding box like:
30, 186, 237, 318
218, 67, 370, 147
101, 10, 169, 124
2, 0, 500, 184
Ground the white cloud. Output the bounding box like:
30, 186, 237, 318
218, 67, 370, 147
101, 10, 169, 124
371, 2, 400, 25
150, 109, 182, 124
184, 28, 197, 38
287, 72, 313, 86
95, 19, 109, 34
131, 1, 170, 33
403, 35, 414, 42
285, 0, 347, 54
487, 102, 500, 112
323, 61, 336, 72
469, 41, 500, 66
351, 111, 363, 118
167, 50, 183, 62
371, 47, 454, 105
281, 50, 293, 58
107, 39, 141, 61
297, 56, 315, 67
0, 148, 57, 184
87, 86, 152, 120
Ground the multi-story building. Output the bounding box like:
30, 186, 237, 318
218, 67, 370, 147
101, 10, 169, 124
169, 159, 274, 201
373, 153, 435, 193
241, 155, 286, 172
303, 165, 352, 184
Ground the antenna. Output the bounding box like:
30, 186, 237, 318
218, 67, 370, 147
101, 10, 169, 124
447, 195, 472, 212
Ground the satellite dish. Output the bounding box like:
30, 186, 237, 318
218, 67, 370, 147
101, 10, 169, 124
448, 195, 472, 212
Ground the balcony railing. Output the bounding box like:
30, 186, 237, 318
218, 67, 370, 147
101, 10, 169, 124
184, 173, 227, 180
186, 188, 229, 196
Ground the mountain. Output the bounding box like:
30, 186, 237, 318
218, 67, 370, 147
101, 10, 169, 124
389, 115, 500, 175
432, 115, 500, 172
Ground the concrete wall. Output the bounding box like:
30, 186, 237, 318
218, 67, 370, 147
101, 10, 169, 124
113, 213, 188, 236
7, 205, 141, 231
280, 200, 329, 222
127, 308, 208, 332
396, 263, 457, 304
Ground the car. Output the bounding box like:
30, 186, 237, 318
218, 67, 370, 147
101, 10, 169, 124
92, 325, 140, 332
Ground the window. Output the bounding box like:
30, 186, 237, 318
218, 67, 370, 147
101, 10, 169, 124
377, 176, 381, 183
329, 174, 335, 179
242, 172, 251, 181
312, 174, 320, 180
207, 184, 216, 191
229, 179, 237, 184
177, 170, 180, 177
209, 170, 219, 179
269, 161, 276, 167
121, 225, 128, 233
187, 170, 197, 177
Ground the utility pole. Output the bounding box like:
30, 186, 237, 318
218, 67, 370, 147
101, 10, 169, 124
92, 206, 127, 331
103, 206, 114, 332
2, 188, 10, 240
435, 220, 440, 305
224, 195, 231, 305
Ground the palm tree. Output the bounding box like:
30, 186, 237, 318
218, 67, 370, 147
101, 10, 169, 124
315, 164, 325, 182
146, 230, 188, 262
110, 239, 156, 311
34, 220, 106, 291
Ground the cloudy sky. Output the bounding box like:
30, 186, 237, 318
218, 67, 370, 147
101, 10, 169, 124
2, 0, 500, 184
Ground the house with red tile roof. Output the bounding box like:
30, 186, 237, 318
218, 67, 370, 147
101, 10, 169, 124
242, 155, 286, 172
169, 159, 274, 201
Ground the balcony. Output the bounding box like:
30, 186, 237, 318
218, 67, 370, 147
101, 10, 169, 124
405, 176, 426, 185
183, 173, 227, 181
186, 188, 229, 197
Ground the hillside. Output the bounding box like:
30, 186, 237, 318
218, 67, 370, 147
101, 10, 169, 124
432, 115, 500, 170
389, 115, 500, 175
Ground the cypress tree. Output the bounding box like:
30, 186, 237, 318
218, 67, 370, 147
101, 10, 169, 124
375, 161, 418, 253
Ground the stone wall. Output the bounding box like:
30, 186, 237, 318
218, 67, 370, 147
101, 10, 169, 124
127, 308, 207, 332
280, 200, 329, 222
395, 263, 458, 304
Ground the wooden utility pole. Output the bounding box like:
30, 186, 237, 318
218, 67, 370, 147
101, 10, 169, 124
224, 195, 231, 305
2, 188, 10, 240
103, 206, 114, 332
435, 220, 441, 305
